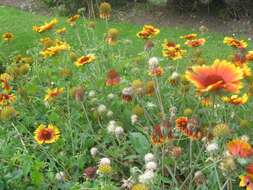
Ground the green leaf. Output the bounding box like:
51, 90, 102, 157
129, 132, 150, 156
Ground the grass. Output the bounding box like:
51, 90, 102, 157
0, 5, 252, 190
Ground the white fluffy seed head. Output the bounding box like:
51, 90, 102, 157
145, 161, 157, 171
131, 114, 138, 125
144, 153, 155, 163
107, 93, 115, 100
88, 90, 96, 97
138, 170, 155, 183
97, 104, 107, 113
148, 57, 159, 69
90, 147, 98, 157
106, 110, 113, 117
122, 87, 133, 96
115, 126, 124, 136
99, 157, 111, 165
206, 142, 218, 152
55, 171, 66, 181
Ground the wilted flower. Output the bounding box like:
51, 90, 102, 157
206, 142, 219, 153
0, 106, 17, 120
106, 28, 119, 45
105, 69, 121, 86
131, 114, 139, 125
148, 57, 159, 69
99, 2, 112, 19
83, 167, 97, 179
122, 87, 133, 102
212, 123, 230, 137
194, 171, 205, 186
144, 153, 155, 163
145, 161, 157, 171
71, 86, 85, 102
115, 126, 124, 137
151, 120, 173, 145
55, 171, 66, 181
97, 104, 107, 114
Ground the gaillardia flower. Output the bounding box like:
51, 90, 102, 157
227, 139, 253, 158
224, 37, 247, 49
162, 42, 186, 60
222, 93, 249, 105
34, 124, 60, 144
239, 164, 253, 190
137, 25, 160, 39
151, 121, 173, 145
75, 54, 96, 67
67, 14, 80, 26
2, 32, 14, 42
176, 117, 202, 140
180, 33, 197, 40
185, 59, 244, 93
44, 87, 64, 102
33, 18, 58, 33
185, 38, 206, 47
40, 40, 70, 58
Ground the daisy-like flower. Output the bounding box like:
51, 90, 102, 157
162, 40, 186, 60
99, 2, 112, 19
33, 18, 58, 33
175, 117, 202, 140
246, 51, 253, 61
55, 27, 67, 35
151, 120, 173, 145
40, 40, 70, 58
185, 59, 244, 93
67, 14, 80, 26
148, 66, 164, 77
185, 38, 206, 47
0, 93, 16, 106
137, 25, 160, 39
0, 73, 12, 92
105, 69, 121, 86
2, 32, 14, 42
222, 93, 249, 105
239, 164, 253, 190
34, 124, 60, 144
227, 139, 253, 158
131, 183, 149, 190
44, 87, 64, 102
224, 37, 247, 49
180, 33, 197, 40
75, 54, 96, 67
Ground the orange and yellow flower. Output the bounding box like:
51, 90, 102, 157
67, 14, 80, 26
162, 41, 186, 60
239, 164, 253, 190
246, 51, 253, 61
137, 25, 160, 39
185, 38, 206, 47
151, 121, 173, 145
175, 117, 202, 140
34, 124, 60, 144
33, 18, 58, 33
149, 66, 164, 77
44, 87, 64, 102
40, 40, 70, 58
224, 37, 247, 49
55, 27, 67, 35
185, 59, 244, 93
0, 73, 12, 92
180, 33, 197, 40
227, 139, 253, 158
222, 93, 249, 105
0, 93, 16, 105
75, 54, 96, 67
2, 32, 14, 42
